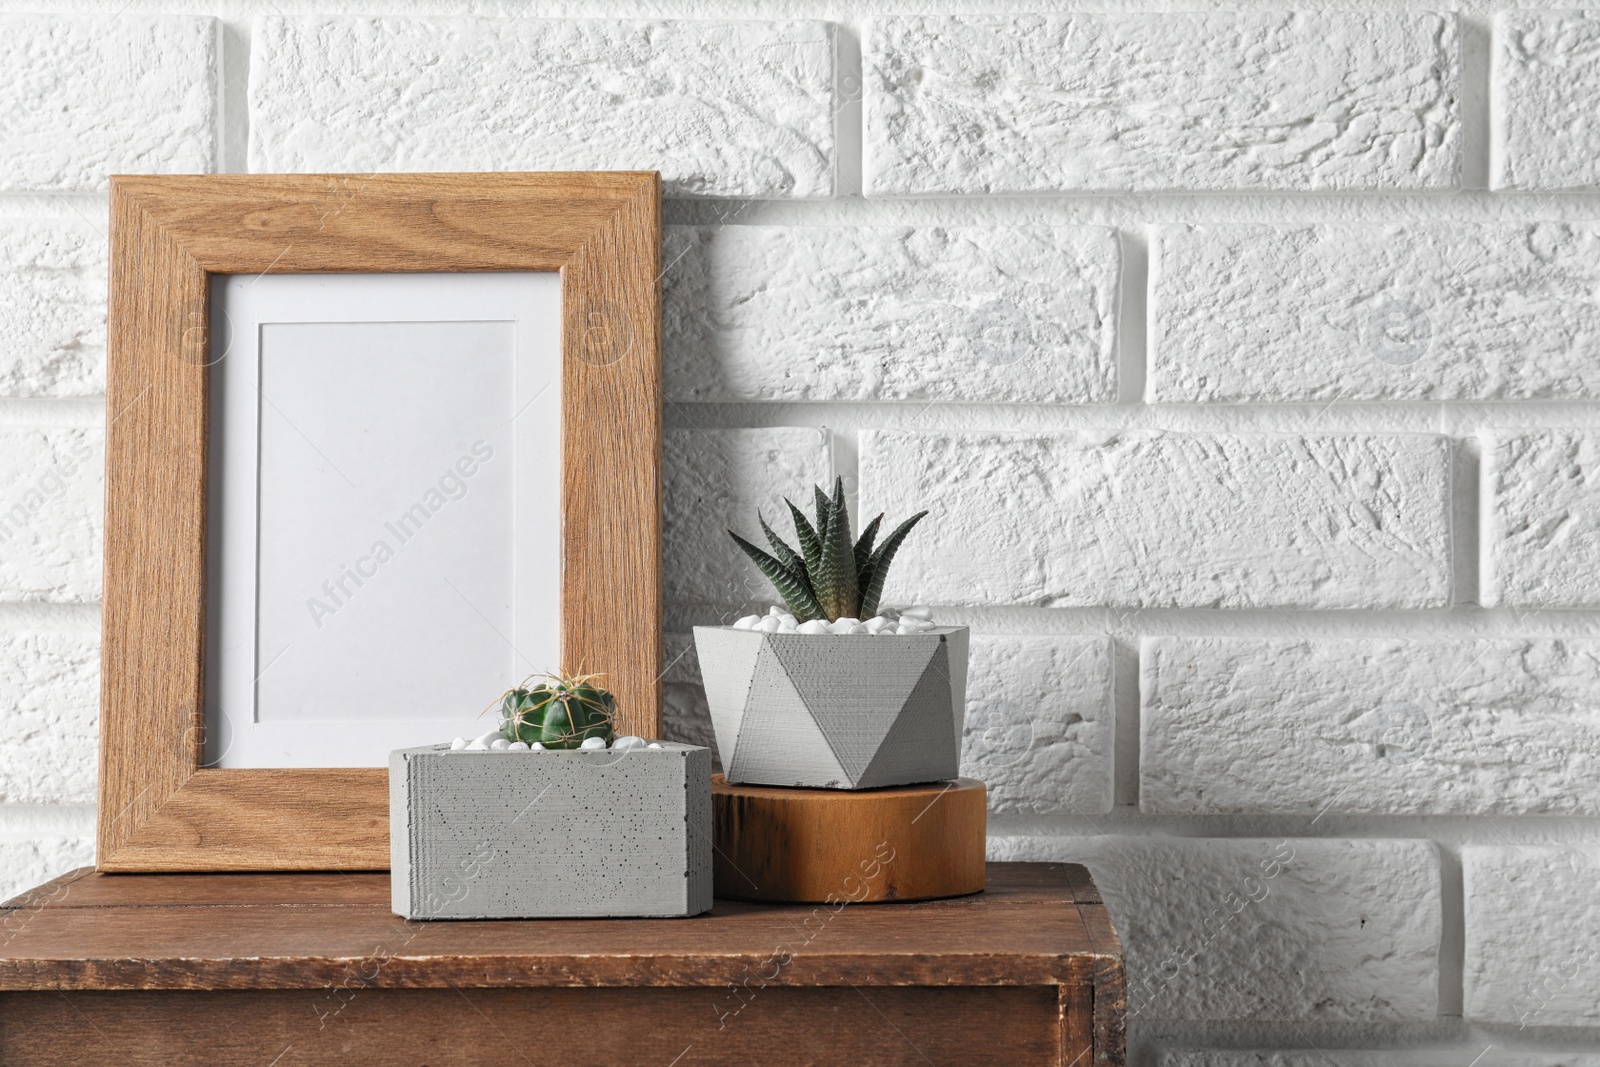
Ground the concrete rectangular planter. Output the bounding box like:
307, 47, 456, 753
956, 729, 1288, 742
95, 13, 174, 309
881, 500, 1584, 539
693, 626, 969, 789
389, 742, 713, 919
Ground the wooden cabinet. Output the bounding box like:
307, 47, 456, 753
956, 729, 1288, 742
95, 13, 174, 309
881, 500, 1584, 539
0, 862, 1123, 1066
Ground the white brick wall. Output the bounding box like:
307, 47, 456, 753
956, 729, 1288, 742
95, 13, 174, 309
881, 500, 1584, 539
664, 225, 1119, 402
663, 426, 833, 618
1162, 1055, 1600, 1067
250, 17, 835, 198
0, 220, 106, 396
861, 431, 1452, 609
1485, 431, 1600, 608
1494, 12, 1600, 191
0, 428, 103, 602
1464, 847, 1600, 1027
866, 12, 1459, 194
0, 630, 97, 805
0, 839, 93, 904
993, 836, 1441, 1022
963, 636, 1114, 815
1152, 224, 1600, 402
6, 4, 1600, 1063
1143, 637, 1600, 815
0, 15, 216, 190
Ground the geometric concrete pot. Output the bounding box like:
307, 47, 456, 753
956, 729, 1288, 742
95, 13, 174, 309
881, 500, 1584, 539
692, 626, 968, 790
389, 742, 713, 920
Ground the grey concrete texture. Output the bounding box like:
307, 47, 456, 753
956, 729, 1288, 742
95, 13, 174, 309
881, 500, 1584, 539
693, 626, 969, 789
389, 742, 713, 920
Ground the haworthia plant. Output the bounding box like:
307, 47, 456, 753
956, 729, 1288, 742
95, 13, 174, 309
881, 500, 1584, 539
727, 477, 928, 623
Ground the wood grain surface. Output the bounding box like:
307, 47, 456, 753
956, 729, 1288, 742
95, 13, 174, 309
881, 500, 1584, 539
100, 173, 663, 873
0, 987, 1059, 1067
711, 775, 988, 903
0, 862, 1124, 1066
0, 863, 1120, 989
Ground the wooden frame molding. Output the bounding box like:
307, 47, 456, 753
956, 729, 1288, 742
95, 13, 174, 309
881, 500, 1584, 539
98, 173, 663, 872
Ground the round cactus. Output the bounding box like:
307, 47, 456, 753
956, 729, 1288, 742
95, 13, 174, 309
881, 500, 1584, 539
498, 672, 616, 749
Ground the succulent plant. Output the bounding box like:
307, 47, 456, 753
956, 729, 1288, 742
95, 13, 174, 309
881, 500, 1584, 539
497, 671, 616, 749
727, 477, 928, 624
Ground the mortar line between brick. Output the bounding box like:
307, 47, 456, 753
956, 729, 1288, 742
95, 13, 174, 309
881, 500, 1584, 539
1460, 14, 1494, 191
218, 17, 251, 175
1438, 841, 1467, 1017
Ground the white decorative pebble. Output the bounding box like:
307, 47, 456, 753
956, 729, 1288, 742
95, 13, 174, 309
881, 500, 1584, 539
834, 617, 860, 627
450, 737, 468, 750
507, 741, 530, 751
865, 617, 891, 633
757, 616, 782, 632
902, 607, 934, 621
580, 736, 609, 750
778, 621, 799, 633
613, 735, 648, 751
768, 605, 786, 616
732, 614, 760, 630
464, 740, 490, 751
490, 738, 511, 751
473, 730, 500, 746
798, 619, 830, 634
529, 742, 546, 751
777, 612, 798, 627
875, 627, 900, 636
647, 742, 664, 749
848, 623, 870, 634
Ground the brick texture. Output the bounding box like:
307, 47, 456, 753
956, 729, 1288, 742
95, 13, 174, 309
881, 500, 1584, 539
0, 15, 216, 190
1162, 1054, 1600, 1067
0, 630, 98, 804
1143, 637, 1600, 816
964, 636, 1114, 815
1152, 223, 1600, 402
0, 428, 103, 602
1464, 846, 1600, 1027
250, 17, 835, 198
0, 839, 93, 907
663, 427, 832, 617
1484, 432, 1600, 608
1494, 12, 1600, 191
867, 12, 1459, 194
0, 219, 106, 397
665, 225, 1118, 402
993, 835, 1441, 1022
861, 431, 1453, 610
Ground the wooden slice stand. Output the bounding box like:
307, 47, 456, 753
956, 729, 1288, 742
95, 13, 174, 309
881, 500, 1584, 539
711, 774, 987, 903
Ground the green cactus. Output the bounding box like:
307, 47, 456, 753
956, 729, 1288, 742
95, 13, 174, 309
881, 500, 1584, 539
497, 671, 616, 749
727, 477, 928, 623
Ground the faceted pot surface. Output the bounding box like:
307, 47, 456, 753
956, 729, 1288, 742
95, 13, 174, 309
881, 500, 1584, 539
692, 626, 969, 789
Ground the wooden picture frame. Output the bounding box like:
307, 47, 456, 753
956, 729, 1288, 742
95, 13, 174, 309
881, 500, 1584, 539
98, 173, 663, 872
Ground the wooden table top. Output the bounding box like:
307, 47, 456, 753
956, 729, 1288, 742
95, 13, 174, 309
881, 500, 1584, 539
0, 862, 1120, 992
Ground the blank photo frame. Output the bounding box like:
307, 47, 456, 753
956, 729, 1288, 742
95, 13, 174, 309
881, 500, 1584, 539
206, 273, 562, 768
99, 173, 662, 871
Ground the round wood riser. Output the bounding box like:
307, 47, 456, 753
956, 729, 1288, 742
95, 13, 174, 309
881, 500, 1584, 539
711, 774, 987, 903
